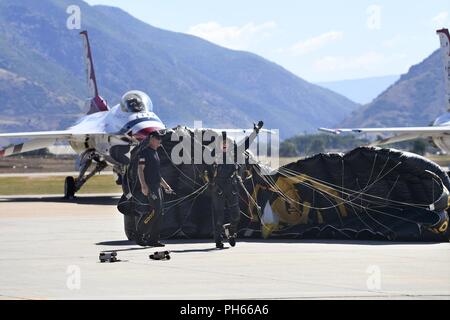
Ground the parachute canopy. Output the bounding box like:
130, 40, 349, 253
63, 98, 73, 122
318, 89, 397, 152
118, 128, 450, 242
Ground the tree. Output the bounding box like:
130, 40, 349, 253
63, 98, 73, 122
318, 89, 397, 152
411, 139, 427, 156
280, 141, 298, 157
308, 138, 325, 155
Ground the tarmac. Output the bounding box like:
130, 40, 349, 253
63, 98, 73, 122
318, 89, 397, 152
0, 194, 449, 300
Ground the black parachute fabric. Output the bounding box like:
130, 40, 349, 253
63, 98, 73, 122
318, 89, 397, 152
242, 147, 450, 242
118, 129, 450, 242
118, 128, 213, 239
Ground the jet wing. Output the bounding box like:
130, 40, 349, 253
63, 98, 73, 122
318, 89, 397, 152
0, 130, 81, 139
0, 138, 60, 157
318, 126, 450, 146
0, 130, 110, 157
188, 128, 277, 134
319, 127, 450, 135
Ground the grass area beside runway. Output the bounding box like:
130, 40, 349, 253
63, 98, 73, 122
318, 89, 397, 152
0, 155, 448, 196
0, 175, 122, 195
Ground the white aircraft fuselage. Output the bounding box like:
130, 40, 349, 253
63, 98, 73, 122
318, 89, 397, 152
67, 104, 164, 161
432, 113, 450, 153
0, 31, 167, 197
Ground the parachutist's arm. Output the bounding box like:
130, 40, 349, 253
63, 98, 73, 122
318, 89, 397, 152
161, 178, 174, 194
138, 164, 149, 196
237, 121, 264, 152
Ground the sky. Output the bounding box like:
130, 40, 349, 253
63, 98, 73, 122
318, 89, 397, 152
83, 0, 450, 82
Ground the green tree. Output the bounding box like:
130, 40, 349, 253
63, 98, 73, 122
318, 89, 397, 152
280, 141, 298, 157
412, 139, 427, 156
309, 139, 325, 154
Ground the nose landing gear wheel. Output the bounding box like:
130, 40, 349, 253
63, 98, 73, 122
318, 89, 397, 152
64, 176, 76, 199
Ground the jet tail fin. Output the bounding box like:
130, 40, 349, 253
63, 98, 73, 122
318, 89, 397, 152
80, 30, 109, 114
437, 28, 450, 112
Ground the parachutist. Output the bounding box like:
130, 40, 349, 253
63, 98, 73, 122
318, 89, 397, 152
207, 121, 264, 248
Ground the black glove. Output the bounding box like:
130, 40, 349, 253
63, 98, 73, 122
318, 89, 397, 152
254, 121, 264, 133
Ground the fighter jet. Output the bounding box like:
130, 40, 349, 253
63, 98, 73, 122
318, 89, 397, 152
0, 31, 166, 198
319, 28, 450, 153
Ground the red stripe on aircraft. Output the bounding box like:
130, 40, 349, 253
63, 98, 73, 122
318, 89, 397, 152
134, 127, 163, 141
437, 28, 450, 56
0, 150, 5, 157
93, 95, 109, 112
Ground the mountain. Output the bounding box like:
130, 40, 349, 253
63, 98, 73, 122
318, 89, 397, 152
317, 75, 400, 104
340, 50, 445, 128
0, 0, 359, 139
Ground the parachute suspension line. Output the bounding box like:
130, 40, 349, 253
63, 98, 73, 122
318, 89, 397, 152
239, 209, 255, 221
160, 145, 203, 187
383, 175, 400, 204
266, 166, 430, 225
354, 176, 398, 234
262, 167, 362, 211
346, 199, 377, 232
237, 178, 266, 226
244, 168, 270, 226
277, 161, 429, 210
164, 183, 208, 210
162, 183, 209, 240
256, 167, 295, 205
278, 169, 350, 223
363, 153, 378, 190
278, 168, 414, 214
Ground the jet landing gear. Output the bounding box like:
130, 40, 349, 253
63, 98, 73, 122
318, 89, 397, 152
64, 176, 76, 199
64, 151, 108, 199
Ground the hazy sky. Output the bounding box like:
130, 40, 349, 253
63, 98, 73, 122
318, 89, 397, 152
83, 0, 449, 82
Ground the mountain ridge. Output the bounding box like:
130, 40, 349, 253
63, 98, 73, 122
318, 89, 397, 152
0, 0, 360, 139
340, 50, 445, 128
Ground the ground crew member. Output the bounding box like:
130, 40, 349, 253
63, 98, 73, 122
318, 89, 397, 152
136, 130, 174, 247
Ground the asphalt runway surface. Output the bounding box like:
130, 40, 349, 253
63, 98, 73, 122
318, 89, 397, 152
0, 194, 449, 300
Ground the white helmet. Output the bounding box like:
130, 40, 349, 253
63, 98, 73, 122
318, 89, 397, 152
120, 90, 153, 113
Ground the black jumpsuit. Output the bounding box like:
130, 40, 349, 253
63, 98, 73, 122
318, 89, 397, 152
137, 148, 164, 243
208, 128, 260, 242
209, 163, 241, 242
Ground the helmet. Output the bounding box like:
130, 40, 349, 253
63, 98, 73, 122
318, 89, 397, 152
120, 90, 153, 113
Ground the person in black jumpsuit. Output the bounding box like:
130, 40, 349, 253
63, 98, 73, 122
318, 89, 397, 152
207, 121, 264, 249
136, 130, 174, 247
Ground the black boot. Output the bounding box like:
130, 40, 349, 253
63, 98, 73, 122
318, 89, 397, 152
216, 241, 224, 249
228, 234, 237, 247
136, 236, 149, 247
136, 235, 165, 247
148, 241, 165, 247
